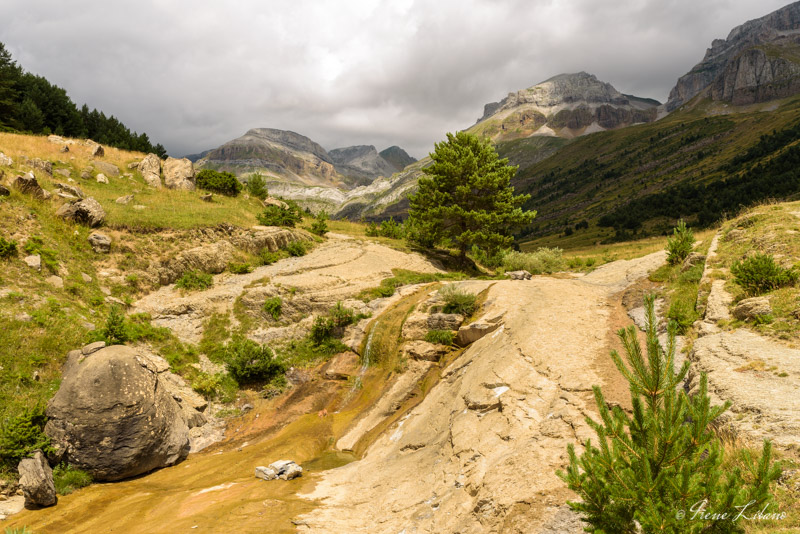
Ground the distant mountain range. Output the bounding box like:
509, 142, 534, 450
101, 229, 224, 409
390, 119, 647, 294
190, 1, 800, 232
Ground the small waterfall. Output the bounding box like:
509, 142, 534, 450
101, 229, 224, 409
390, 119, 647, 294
351, 319, 379, 392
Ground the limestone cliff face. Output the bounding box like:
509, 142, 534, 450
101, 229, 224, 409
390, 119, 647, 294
329, 144, 406, 186
470, 72, 659, 142
666, 1, 800, 110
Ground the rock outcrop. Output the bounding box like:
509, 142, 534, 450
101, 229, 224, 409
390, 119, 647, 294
163, 157, 195, 190
44, 345, 190, 481
666, 2, 800, 110
18, 451, 57, 508
378, 146, 416, 172
329, 145, 400, 186
13, 173, 49, 200
157, 240, 237, 285
139, 153, 162, 188
56, 198, 106, 227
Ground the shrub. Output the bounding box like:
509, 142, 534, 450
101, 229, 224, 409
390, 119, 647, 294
228, 262, 252, 274
311, 210, 329, 236
666, 219, 695, 265
310, 316, 335, 345
257, 202, 303, 227
0, 406, 52, 468
424, 330, 455, 346
502, 247, 565, 274
223, 336, 286, 385
246, 173, 268, 200
175, 270, 213, 291
0, 236, 17, 258
263, 296, 282, 320
196, 169, 243, 196
365, 218, 404, 239
731, 253, 798, 296
286, 240, 308, 257
439, 284, 477, 316
101, 305, 129, 344
258, 249, 281, 265
666, 298, 697, 334
558, 295, 780, 532
329, 301, 356, 328
53, 464, 92, 495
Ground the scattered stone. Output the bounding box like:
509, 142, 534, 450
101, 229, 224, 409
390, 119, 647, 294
47, 134, 64, 144
201, 193, 213, 202
92, 160, 119, 177
105, 296, 125, 306
263, 197, 289, 210
54, 168, 71, 177
56, 197, 106, 227
12, 173, 48, 199
139, 153, 162, 188
324, 351, 360, 380
15, 313, 32, 323
45, 345, 190, 481
55, 182, 85, 199
427, 313, 464, 331
91, 144, 104, 157
733, 296, 772, 321
455, 320, 502, 346
61, 145, 69, 153
163, 157, 195, 190
133, 204, 147, 210
28, 158, 52, 176
88, 232, 112, 253
127, 161, 140, 170
23, 255, 41, 271
0, 184, 9, 196
80, 167, 93, 180
241, 404, 254, 413
255, 460, 303, 481
45, 276, 64, 289
402, 340, 448, 362
18, 451, 57, 508
81, 272, 92, 283
81, 341, 106, 355
116, 194, 134, 204
96, 173, 109, 184
0, 152, 13, 166
506, 270, 532, 280
81, 321, 95, 331
681, 252, 706, 272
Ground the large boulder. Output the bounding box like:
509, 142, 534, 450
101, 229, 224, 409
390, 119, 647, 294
427, 313, 464, 331
139, 153, 162, 188
56, 197, 106, 227
44, 345, 190, 481
733, 296, 772, 321
13, 173, 48, 199
401, 340, 448, 362
158, 240, 236, 285
163, 157, 195, 190
91, 160, 120, 177
18, 450, 57, 508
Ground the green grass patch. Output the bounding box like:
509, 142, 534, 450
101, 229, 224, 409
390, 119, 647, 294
424, 329, 455, 346
439, 284, 477, 316
263, 296, 282, 320
228, 262, 253, 274
53, 463, 92, 495
357, 269, 466, 301
175, 270, 213, 291
502, 247, 566, 274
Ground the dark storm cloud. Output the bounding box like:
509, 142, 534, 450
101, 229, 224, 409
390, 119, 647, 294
0, 0, 791, 158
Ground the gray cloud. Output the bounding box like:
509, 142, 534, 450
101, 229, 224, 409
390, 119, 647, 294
0, 0, 790, 158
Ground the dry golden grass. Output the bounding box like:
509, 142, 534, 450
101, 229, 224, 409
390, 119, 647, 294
0, 131, 143, 172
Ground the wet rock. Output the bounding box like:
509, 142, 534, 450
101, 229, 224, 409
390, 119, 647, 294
323, 351, 360, 380
18, 451, 56, 508
23, 254, 41, 271
506, 270, 532, 280
163, 157, 195, 190
139, 153, 162, 188
56, 197, 106, 227
402, 340, 448, 362
88, 232, 112, 253
45, 345, 190, 481
733, 296, 772, 321
427, 313, 464, 331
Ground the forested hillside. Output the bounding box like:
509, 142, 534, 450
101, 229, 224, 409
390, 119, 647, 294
0, 42, 166, 157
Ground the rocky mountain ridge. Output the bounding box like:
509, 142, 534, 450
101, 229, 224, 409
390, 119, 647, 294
666, 1, 800, 110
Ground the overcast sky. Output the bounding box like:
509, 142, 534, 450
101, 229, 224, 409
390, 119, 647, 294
0, 0, 791, 158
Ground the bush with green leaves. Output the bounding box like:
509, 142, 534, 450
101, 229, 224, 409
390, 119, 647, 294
502, 247, 565, 274
666, 219, 695, 265
0, 406, 52, 468
310, 316, 335, 345
246, 173, 268, 200
0, 236, 17, 258
263, 296, 282, 320
175, 270, 213, 291
228, 262, 252, 274
439, 284, 477, 316
196, 169, 243, 196
424, 329, 455, 346
100, 305, 129, 344
223, 335, 286, 385
365, 218, 404, 239
257, 201, 303, 227
53, 463, 92, 495
558, 295, 780, 533
311, 210, 329, 236
286, 240, 308, 257
731, 253, 798, 296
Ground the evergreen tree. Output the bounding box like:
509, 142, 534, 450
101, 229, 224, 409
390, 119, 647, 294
0, 42, 21, 128
558, 295, 780, 533
407, 131, 535, 263
17, 96, 44, 132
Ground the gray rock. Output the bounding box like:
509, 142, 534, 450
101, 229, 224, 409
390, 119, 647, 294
91, 143, 104, 157
115, 194, 134, 205
127, 161, 140, 170
54, 168, 71, 177
60, 145, 69, 153
45, 345, 190, 481
402, 340, 448, 362
56, 197, 106, 227
95, 173, 109, 184
456, 321, 501, 346
55, 182, 85, 199
0, 152, 12, 166
255, 465, 278, 481
18, 451, 56, 508
158, 240, 236, 285
705, 280, 733, 323
12, 173, 47, 199
506, 270, 532, 280
80, 167, 93, 180
0, 494, 25, 520
256, 460, 303, 481
81, 272, 93, 283
163, 157, 195, 190
28, 158, 52, 176
15, 313, 32, 323
91, 160, 119, 177
401, 312, 428, 340
88, 232, 112, 253
45, 276, 64, 289
733, 296, 772, 321
23, 255, 41, 271
427, 313, 464, 331
139, 153, 162, 188
81, 341, 106, 355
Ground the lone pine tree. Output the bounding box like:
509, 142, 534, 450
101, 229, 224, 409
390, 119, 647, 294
407, 131, 535, 263
559, 294, 780, 533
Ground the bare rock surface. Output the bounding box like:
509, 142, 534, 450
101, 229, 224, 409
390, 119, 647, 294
298, 253, 664, 533
44, 345, 190, 481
